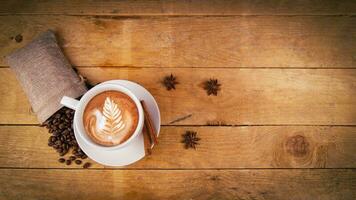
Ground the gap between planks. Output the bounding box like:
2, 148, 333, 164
0, 14, 355, 17
2, 66, 356, 69
1, 124, 356, 127
0, 167, 355, 170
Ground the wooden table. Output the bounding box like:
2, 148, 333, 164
0, 1, 355, 199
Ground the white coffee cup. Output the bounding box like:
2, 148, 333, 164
60, 82, 144, 151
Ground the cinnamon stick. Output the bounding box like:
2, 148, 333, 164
141, 100, 158, 145
142, 123, 151, 155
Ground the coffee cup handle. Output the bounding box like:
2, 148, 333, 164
60, 96, 79, 110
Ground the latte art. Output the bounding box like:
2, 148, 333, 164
83, 91, 139, 146
92, 97, 126, 136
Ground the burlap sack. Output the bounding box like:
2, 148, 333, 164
6, 30, 87, 123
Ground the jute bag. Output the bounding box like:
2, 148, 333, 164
6, 30, 87, 123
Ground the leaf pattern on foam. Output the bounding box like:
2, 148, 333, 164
101, 97, 125, 135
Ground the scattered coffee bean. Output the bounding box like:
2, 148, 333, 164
58, 158, 65, 163
58, 124, 65, 129
75, 160, 82, 165
49, 136, 55, 142
59, 151, 66, 157
41, 106, 89, 168
63, 130, 69, 135
14, 34, 23, 43
83, 162, 91, 168
66, 160, 72, 165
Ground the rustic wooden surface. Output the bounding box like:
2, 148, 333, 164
0, 0, 355, 15
1, 68, 356, 125
1, 16, 355, 68
0, 169, 355, 200
0, 1, 355, 199
0, 126, 355, 169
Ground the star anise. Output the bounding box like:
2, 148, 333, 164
203, 78, 221, 96
162, 74, 178, 90
181, 131, 200, 149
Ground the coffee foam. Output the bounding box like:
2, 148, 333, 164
83, 91, 139, 146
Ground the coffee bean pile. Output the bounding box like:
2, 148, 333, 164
41, 107, 91, 168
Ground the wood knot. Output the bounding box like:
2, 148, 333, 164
285, 135, 309, 157
210, 175, 220, 181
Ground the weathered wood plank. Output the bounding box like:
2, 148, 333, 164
0, 169, 354, 200
1, 68, 355, 125
1, 0, 355, 15
1, 16, 354, 68
0, 126, 355, 168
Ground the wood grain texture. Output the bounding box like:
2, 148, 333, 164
0, 169, 355, 200
0, 0, 355, 15
1, 16, 355, 68
1, 68, 355, 125
1, 2, 355, 199
0, 126, 355, 168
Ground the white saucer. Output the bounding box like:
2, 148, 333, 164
74, 80, 161, 166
